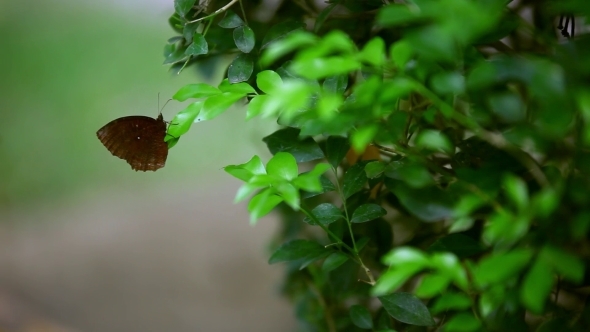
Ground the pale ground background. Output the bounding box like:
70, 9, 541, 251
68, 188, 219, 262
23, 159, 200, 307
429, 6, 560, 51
0, 0, 295, 331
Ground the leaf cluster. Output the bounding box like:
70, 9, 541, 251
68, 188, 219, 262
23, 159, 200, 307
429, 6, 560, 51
163, 0, 590, 331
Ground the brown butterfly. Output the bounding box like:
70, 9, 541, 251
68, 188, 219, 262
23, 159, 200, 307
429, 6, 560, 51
96, 114, 168, 171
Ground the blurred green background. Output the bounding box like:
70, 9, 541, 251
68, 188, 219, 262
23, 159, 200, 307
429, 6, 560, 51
0, 1, 291, 331
0, 0, 276, 209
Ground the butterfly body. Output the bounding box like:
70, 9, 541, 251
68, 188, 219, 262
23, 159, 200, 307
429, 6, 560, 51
97, 114, 168, 171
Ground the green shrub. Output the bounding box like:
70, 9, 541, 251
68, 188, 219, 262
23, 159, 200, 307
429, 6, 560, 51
163, 0, 590, 330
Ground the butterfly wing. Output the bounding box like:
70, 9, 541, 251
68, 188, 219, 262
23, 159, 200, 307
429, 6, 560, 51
97, 115, 168, 171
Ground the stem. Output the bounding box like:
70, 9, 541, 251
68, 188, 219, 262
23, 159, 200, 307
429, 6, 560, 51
331, 167, 376, 285
238, 0, 248, 26
332, 167, 357, 252
185, 0, 240, 24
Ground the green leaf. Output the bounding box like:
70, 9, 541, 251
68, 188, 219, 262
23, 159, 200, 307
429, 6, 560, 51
296, 30, 357, 61
384, 161, 433, 188
431, 71, 465, 95
218, 10, 244, 28
322, 252, 349, 272
163, 42, 188, 65
540, 246, 585, 283
373, 266, 424, 296
358, 37, 385, 67
386, 181, 454, 222
474, 249, 533, 287
266, 152, 298, 181
260, 31, 318, 67
389, 40, 413, 69
263, 127, 325, 162
173, 83, 221, 101
379, 293, 435, 326
185, 33, 208, 56
289, 56, 361, 80
257, 70, 283, 94
314, 2, 338, 32
268, 239, 329, 269
233, 26, 255, 53
228, 53, 254, 83
275, 182, 300, 209
261, 20, 305, 49
350, 305, 373, 329
430, 293, 472, 314
488, 92, 526, 123
224, 155, 266, 182
415, 273, 451, 298
351, 204, 387, 223
198, 92, 245, 121
521, 257, 553, 314
444, 312, 481, 332
502, 174, 528, 212
246, 95, 268, 120
415, 130, 453, 154
428, 234, 484, 259
174, 0, 196, 18
293, 163, 331, 193
301, 174, 336, 199
305, 203, 342, 226
248, 189, 283, 225
382, 247, 430, 267
365, 161, 385, 179
430, 253, 468, 291
323, 75, 348, 95
352, 125, 378, 153
342, 162, 368, 198
325, 136, 350, 168
218, 79, 256, 94
166, 101, 203, 139
377, 4, 425, 27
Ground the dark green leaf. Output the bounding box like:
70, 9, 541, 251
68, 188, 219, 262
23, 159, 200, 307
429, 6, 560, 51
379, 293, 435, 326
474, 249, 533, 287
428, 234, 485, 259
163, 42, 188, 65
342, 162, 368, 199
233, 26, 255, 53
268, 239, 329, 269
218, 10, 244, 28
314, 2, 338, 33
261, 20, 305, 49
228, 53, 254, 83
351, 204, 387, 223
322, 252, 349, 272
263, 127, 325, 162
174, 0, 196, 18
350, 305, 373, 329
323, 75, 348, 95
325, 136, 350, 168
384, 160, 433, 188
185, 33, 208, 56
430, 293, 472, 314
305, 203, 342, 226
540, 245, 584, 283
444, 312, 481, 332
365, 161, 385, 179
521, 257, 553, 314
386, 180, 454, 222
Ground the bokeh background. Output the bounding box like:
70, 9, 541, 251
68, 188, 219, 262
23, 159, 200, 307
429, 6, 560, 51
0, 0, 294, 331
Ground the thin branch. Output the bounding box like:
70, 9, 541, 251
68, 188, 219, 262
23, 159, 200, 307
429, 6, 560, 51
186, 0, 240, 24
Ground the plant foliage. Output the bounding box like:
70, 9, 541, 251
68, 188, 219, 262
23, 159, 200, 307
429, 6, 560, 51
163, 0, 590, 330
